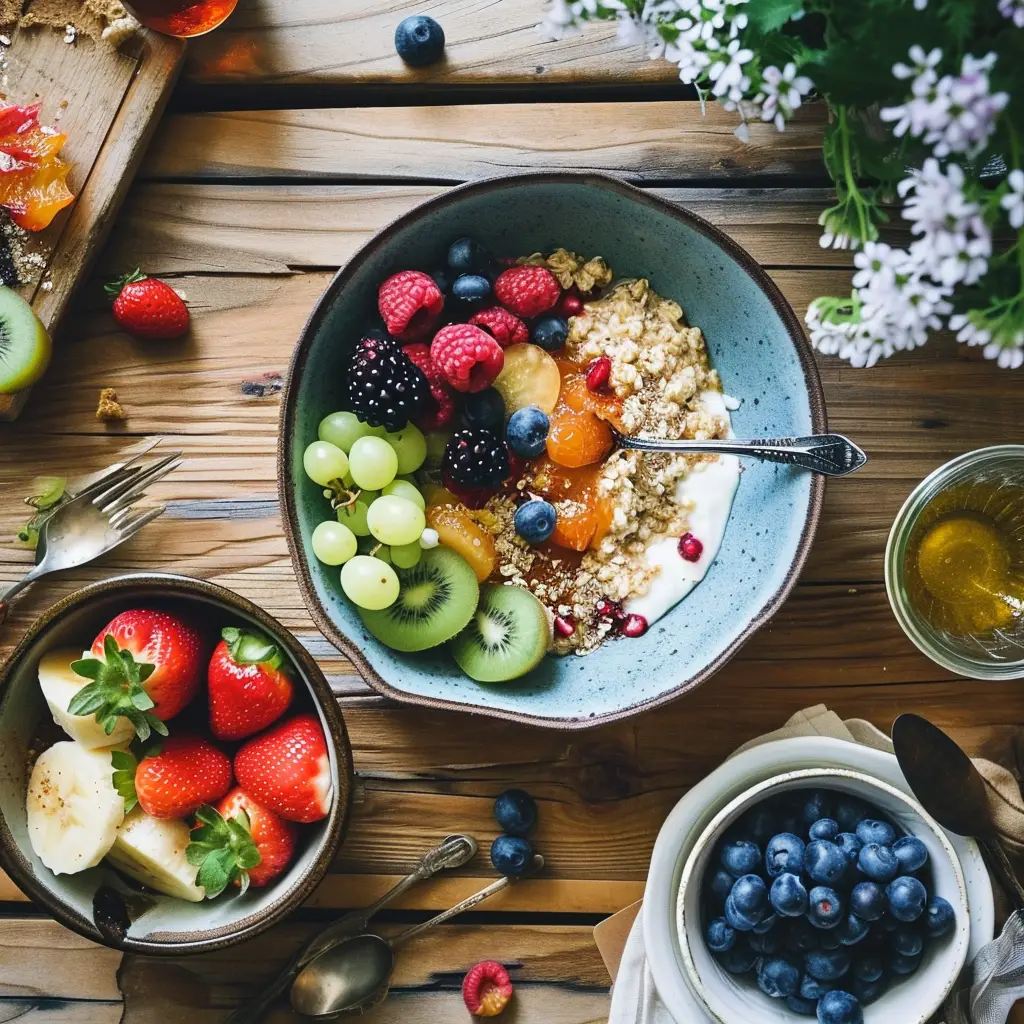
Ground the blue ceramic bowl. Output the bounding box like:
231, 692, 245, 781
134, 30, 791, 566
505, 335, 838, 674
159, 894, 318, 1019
281, 174, 826, 728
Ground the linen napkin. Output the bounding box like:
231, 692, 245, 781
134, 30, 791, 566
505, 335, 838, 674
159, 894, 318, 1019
605, 704, 1024, 1024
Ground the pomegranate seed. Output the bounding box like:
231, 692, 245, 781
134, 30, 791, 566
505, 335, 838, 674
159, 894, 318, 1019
678, 532, 704, 563
596, 597, 625, 621
554, 615, 575, 638
559, 294, 584, 317
621, 613, 648, 638
586, 356, 611, 392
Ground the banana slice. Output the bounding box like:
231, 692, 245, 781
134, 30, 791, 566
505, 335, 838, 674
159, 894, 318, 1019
26, 741, 125, 875
106, 807, 205, 903
38, 648, 135, 749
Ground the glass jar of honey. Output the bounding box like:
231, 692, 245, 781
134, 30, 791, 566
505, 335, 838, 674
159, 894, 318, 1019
886, 446, 1024, 679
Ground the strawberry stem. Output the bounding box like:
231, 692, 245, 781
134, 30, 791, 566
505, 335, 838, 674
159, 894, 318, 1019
221, 626, 283, 670
186, 804, 262, 898
103, 267, 147, 300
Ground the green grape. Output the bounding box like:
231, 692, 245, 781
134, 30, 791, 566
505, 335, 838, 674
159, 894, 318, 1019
391, 541, 422, 569
318, 411, 374, 453
311, 521, 357, 565
303, 441, 349, 487
382, 479, 425, 509
374, 544, 393, 564
424, 430, 451, 468
337, 499, 371, 537
384, 424, 427, 475
340, 555, 400, 610
348, 436, 398, 490
366, 495, 426, 546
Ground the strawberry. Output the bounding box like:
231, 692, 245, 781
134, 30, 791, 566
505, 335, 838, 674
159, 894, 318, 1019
186, 797, 263, 898
208, 627, 294, 741
105, 269, 190, 340
493, 266, 561, 319
119, 734, 233, 819
233, 714, 332, 823
214, 787, 298, 889
378, 270, 444, 341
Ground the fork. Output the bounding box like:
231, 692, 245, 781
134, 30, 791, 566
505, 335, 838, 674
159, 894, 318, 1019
0, 450, 182, 625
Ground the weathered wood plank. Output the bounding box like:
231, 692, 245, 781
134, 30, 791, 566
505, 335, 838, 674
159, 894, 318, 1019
141, 102, 828, 183
0, 1003, 123, 1023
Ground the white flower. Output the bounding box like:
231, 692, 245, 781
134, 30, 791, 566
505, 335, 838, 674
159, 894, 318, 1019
755, 62, 813, 130
851, 242, 909, 291
892, 45, 942, 82
707, 37, 753, 101
998, 0, 1024, 28
1001, 169, 1024, 229
949, 313, 991, 347
537, 0, 584, 39
926, 53, 1008, 157
914, 0, 928, 7
988, 342, 1024, 369
666, 37, 711, 83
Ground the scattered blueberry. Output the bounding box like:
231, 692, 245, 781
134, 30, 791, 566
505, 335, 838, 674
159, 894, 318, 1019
716, 944, 758, 974
514, 499, 557, 545
451, 274, 492, 306
834, 797, 871, 833
447, 238, 492, 275
849, 881, 886, 921
807, 886, 844, 929
724, 892, 760, 932
490, 835, 532, 876
757, 957, 800, 999
805, 947, 852, 981
721, 839, 761, 878
835, 832, 863, 868
889, 924, 923, 957
800, 790, 833, 827
925, 896, 955, 938
806, 840, 848, 885
394, 14, 445, 67
766, 833, 805, 878
856, 819, 897, 848
886, 875, 927, 922
809, 818, 840, 841
836, 911, 869, 946
506, 405, 549, 458
530, 315, 569, 352
800, 973, 834, 1000
771, 872, 809, 917
463, 387, 505, 432
493, 788, 537, 836
787, 994, 819, 1014
705, 917, 735, 953
816, 989, 863, 1024
852, 953, 883, 983
888, 950, 921, 975
893, 835, 928, 874
857, 843, 899, 883
731, 874, 769, 917
709, 868, 735, 905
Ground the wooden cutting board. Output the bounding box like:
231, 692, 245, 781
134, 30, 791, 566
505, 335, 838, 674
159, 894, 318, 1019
0, 17, 184, 420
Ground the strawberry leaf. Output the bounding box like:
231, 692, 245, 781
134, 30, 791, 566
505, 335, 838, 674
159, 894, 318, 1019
222, 626, 284, 671
185, 803, 262, 900
110, 750, 139, 813
104, 268, 147, 300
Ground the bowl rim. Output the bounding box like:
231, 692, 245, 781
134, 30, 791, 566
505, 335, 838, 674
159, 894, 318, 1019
279, 170, 828, 729
677, 767, 970, 1024
0, 571, 354, 955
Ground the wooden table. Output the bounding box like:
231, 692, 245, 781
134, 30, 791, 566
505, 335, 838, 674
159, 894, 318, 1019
2, 3, 1023, 1021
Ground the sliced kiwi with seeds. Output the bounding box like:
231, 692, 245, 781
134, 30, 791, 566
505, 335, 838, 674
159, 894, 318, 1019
452, 584, 551, 683
0, 286, 51, 394
358, 545, 478, 652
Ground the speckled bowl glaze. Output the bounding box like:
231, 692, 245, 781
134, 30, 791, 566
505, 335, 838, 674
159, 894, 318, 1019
281, 173, 826, 728
0, 573, 353, 955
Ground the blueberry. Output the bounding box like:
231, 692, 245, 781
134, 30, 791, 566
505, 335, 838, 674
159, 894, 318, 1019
724, 893, 760, 932
809, 818, 839, 842
847, 977, 883, 1004
530, 315, 569, 352
816, 990, 863, 1024
806, 840, 848, 885
889, 923, 923, 957
807, 886, 844, 929
801, 790, 833, 827
805, 947, 851, 981
731, 874, 769, 917
514, 499, 557, 545
747, 927, 784, 955
787, 994, 819, 1014
849, 881, 886, 921
447, 238, 492, 275
757, 956, 801, 998
852, 952, 883, 983
834, 797, 871, 833
893, 835, 928, 874
855, 819, 896, 848
705, 917, 735, 953
785, 917, 820, 953
771, 872, 809, 917
925, 896, 955, 937
888, 950, 921, 975
709, 868, 736, 905
857, 843, 899, 883
429, 266, 453, 293
766, 833, 805, 878
886, 875, 927, 922
463, 388, 505, 432
743, 804, 780, 844
493, 788, 537, 836
490, 834, 532, 875
800, 973, 833, 999
818, 929, 842, 950
836, 912, 869, 947
721, 839, 761, 878
753, 911, 779, 934
506, 406, 549, 458
716, 944, 758, 974
874, 911, 899, 933
451, 273, 491, 306
394, 14, 445, 66
835, 833, 863, 868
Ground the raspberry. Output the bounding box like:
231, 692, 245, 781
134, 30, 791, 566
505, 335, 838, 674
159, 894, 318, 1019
494, 265, 561, 319
378, 270, 444, 340
345, 334, 429, 432
401, 342, 455, 430
468, 307, 528, 348
430, 323, 504, 394
443, 428, 509, 488
462, 961, 513, 1017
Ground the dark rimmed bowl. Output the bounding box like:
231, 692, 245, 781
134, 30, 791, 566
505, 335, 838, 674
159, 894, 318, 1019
0, 572, 353, 955
280, 172, 826, 729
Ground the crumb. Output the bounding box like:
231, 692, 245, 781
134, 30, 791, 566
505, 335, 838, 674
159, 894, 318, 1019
96, 387, 125, 422
63, 22, 76, 42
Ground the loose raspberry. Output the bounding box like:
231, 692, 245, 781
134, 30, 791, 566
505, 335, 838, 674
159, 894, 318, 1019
494, 265, 561, 319
402, 342, 455, 430
378, 270, 444, 341
678, 532, 704, 563
468, 307, 528, 348
430, 323, 505, 394
462, 961, 513, 1017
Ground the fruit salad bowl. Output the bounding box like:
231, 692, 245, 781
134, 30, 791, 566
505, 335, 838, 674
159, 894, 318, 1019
281, 172, 826, 728
0, 573, 353, 955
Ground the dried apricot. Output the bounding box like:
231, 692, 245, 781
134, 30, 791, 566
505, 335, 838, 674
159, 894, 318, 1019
425, 505, 496, 581
546, 405, 614, 468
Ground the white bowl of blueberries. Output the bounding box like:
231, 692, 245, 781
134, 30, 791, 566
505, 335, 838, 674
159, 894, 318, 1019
677, 768, 969, 1024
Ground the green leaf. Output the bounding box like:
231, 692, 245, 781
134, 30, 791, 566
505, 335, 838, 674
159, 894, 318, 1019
66, 638, 159, 741
222, 626, 283, 670
197, 848, 235, 899
185, 802, 261, 901
744, 0, 804, 33
70, 659, 101, 680
110, 749, 139, 813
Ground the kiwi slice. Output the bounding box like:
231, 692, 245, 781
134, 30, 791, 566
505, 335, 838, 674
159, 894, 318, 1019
0, 287, 51, 394
359, 546, 479, 652
452, 584, 551, 683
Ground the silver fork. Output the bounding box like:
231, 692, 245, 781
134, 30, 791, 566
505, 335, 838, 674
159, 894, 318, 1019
0, 451, 182, 624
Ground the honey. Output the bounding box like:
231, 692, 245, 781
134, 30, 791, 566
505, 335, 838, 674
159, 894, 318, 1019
903, 481, 1024, 637
122, 0, 236, 37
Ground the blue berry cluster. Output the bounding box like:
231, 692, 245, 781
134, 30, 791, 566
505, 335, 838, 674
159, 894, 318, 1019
701, 788, 956, 1024
490, 788, 538, 876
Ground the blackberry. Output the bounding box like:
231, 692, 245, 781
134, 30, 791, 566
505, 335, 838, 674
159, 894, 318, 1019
443, 428, 509, 487
345, 333, 429, 432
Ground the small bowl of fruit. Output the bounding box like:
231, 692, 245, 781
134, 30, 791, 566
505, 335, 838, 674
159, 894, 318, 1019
678, 770, 969, 1024
0, 573, 352, 954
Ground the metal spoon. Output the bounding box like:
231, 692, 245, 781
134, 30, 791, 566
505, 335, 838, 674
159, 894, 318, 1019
225, 834, 478, 1024
892, 713, 1024, 910
615, 432, 867, 476
291, 854, 544, 1019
